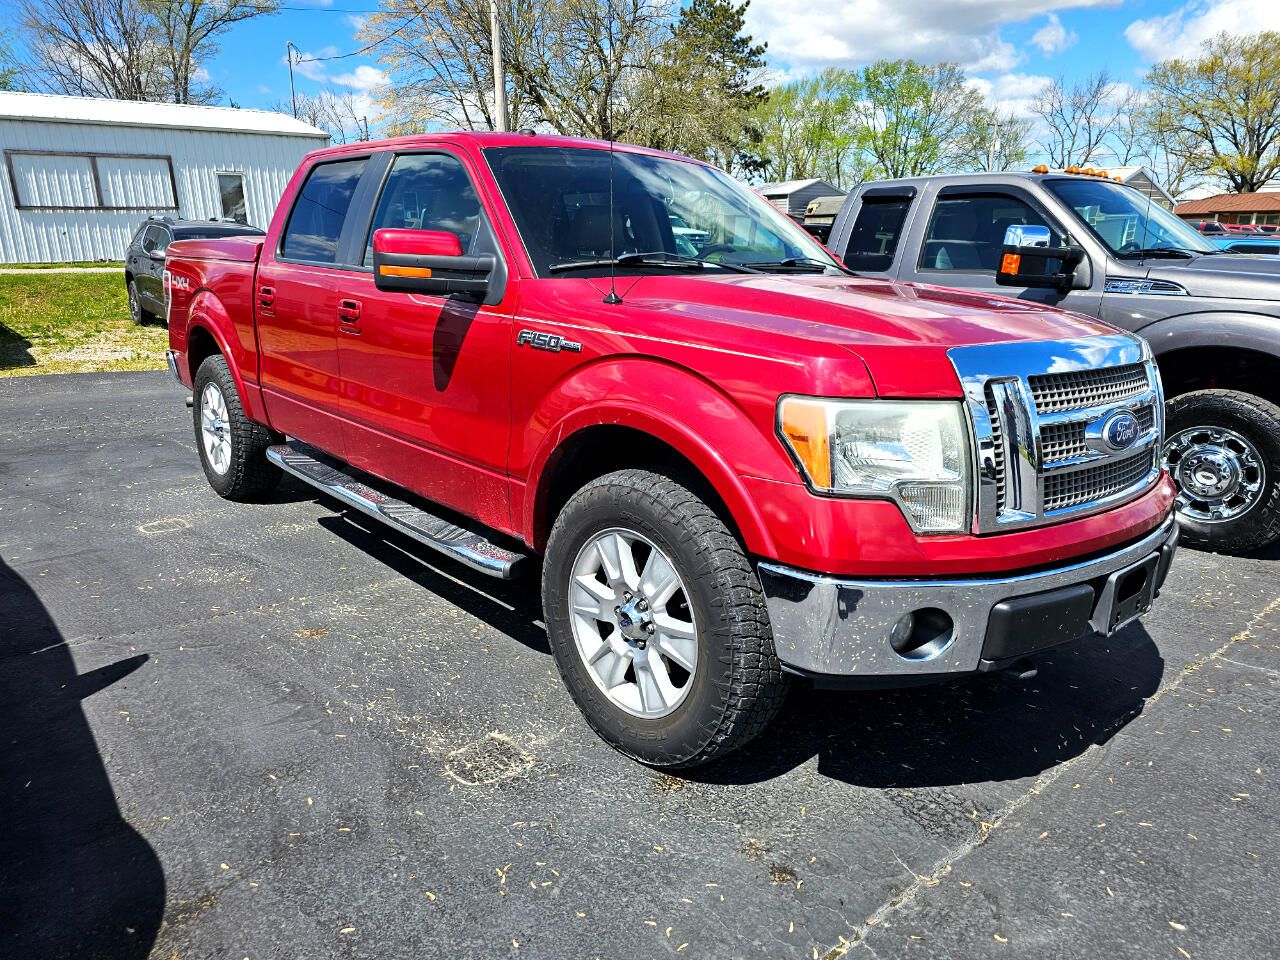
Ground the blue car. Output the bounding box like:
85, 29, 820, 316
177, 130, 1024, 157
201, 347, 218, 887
1212, 235, 1280, 256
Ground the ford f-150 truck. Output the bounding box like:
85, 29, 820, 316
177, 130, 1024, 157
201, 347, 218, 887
164, 134, 1178, 767
829, 169, 1280, 554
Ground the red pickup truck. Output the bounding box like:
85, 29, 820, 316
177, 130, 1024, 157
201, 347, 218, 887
165, 132, 1178, 767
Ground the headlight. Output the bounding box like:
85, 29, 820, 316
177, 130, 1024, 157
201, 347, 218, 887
778, 397, 973, 533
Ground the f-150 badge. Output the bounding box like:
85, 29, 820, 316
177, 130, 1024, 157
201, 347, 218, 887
517, 329, 582, 353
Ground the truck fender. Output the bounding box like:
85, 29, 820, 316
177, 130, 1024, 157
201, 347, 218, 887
1137, 311, 1280, 359
523, 363, 792, 557
185, 289, 268, 425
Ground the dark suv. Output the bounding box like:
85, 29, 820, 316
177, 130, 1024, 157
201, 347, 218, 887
125, 217, 264, 324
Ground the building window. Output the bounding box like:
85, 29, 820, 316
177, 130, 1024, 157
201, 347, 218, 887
6, 150, 177, 211
217, 173, 247, 223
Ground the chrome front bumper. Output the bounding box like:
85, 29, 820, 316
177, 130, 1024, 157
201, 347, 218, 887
165, 349, 182, 383
758, 517, 1178, 681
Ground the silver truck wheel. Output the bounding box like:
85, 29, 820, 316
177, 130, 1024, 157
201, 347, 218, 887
199, 382, 233, 476
1163, 424, 1264, 524
569, 527, 698, 719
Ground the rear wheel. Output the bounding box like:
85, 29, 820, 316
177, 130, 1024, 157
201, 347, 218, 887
542, 469, 790, 768
127, 279, 149, 325
193, 355, 282, 500
1162, 389, 1280, 553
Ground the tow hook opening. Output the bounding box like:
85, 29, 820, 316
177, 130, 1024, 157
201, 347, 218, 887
889, 607, 955, 661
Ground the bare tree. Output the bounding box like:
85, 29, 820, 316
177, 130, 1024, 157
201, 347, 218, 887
365, 0, 671, 139
19, 0, 277, 103
273, 89, 372, 144
955, 106, 1032, 172
1032, 71, 1122, 167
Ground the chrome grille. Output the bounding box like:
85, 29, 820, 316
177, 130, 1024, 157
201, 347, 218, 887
1040, 404, 1156, 464
985, 388, 1007, 512
1044, 451, 1155, 512
949, 335, 1163, 534
1028, 363, 1149, 414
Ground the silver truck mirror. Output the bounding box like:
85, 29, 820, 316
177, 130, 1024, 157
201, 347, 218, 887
1003, 224, 1051, 249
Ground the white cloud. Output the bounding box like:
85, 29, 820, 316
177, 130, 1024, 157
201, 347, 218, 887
1030, 13, 1077, 55
346, 14, 369, 32
287, 45, 340, 82
1125, 0, 1280, 61
744, 0, 1117, 75
967, 71, 1053, 116
333, 64, 387, 92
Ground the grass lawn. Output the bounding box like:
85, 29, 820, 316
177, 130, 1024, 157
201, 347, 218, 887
0, 273, 168, 377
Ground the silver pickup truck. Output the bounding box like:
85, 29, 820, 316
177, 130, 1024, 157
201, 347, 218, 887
829, 170, 1280, 553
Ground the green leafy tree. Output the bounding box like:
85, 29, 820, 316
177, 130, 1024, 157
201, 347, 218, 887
853, 59, 983, 178
1146, 31, 1280, 193
753, 69, 864, 187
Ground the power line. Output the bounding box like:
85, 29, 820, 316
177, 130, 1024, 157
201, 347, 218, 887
293, 14, 421, 62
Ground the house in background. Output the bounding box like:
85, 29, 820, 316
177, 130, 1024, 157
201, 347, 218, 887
756, 178, 844, 221
1107, 166, 1177, 211
1175, 191, 1280, 229
0, 92, 328, 263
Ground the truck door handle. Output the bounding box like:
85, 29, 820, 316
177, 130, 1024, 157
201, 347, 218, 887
258, 285, 275, 307
338, 299, 362, 322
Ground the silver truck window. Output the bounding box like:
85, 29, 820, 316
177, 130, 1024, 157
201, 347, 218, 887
843, 197, 911, 271
919, 194, 1058, 273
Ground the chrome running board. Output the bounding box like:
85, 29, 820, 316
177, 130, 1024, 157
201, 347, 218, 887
267, 442, 529, 580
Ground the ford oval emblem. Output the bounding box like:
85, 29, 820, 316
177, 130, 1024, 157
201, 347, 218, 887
1102, 411, 1141, 451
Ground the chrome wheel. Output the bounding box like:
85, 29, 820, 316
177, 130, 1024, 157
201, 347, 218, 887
199, 382, 233, 476
569, 528, 698, 719
1163, 425, 1265, 523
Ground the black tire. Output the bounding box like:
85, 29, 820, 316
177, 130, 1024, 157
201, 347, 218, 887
1164, 389, 1280, 553
542, 469, 790, 768
126, 279, 149, 325
192, 354, 282, 501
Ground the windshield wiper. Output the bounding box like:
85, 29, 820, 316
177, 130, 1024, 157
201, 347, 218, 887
1116, 247, 1198, 260
547, 252, 763, 274
746, 256, 842, 273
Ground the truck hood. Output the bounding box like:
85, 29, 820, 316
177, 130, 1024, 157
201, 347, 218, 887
615, 273, 1122, 397
1144, 253, 1280, 302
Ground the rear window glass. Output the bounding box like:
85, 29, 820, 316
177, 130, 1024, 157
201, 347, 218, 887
843, 197, 911, 271
280, 158, 368, 264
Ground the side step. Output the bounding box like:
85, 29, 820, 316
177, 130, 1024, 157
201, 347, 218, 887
267, 442, 529, 580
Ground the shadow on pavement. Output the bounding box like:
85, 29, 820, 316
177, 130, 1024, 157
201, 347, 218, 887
0, 560, 164, 959
314, 507, 1164, 790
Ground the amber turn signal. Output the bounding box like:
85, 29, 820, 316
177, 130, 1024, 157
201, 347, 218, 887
379, 264, 433, 278
778, 398, 832, 489
1001, 253, 1022, 275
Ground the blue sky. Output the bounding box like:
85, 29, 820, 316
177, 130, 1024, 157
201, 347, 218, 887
207, 0, 1280, 124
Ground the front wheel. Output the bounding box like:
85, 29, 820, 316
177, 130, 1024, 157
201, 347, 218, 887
127, 280, 148, 325
542, 469, 790, 768
1162, 389, 1280, 553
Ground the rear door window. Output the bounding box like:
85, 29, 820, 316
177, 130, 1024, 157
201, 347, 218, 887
142, 225, 169, 255
280, 158, 369, 264
843, 197, 911, 272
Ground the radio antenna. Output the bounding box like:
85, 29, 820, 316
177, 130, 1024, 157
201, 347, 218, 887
603, 136, 622, 305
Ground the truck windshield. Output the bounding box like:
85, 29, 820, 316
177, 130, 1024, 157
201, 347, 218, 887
1045, 178, 1217, 258
485, 146, 841, 277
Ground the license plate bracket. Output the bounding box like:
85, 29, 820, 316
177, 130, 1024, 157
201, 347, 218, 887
1091, 553, 1160, 635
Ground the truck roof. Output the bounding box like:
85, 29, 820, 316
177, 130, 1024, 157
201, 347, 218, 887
301, 130, 708, 167
853, 171, 1125, 190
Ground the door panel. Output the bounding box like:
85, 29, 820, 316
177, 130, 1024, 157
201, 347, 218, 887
255, 156, 370, 456
336, 150, 513, 533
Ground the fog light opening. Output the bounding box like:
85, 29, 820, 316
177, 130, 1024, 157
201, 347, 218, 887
889, 607, 955, 661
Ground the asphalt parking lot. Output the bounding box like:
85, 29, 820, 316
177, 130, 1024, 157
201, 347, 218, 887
3, 370, 1279, 960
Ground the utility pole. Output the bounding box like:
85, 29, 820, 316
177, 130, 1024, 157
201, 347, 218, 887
286, 40, 298, 119
489, 0, 507, 131
988, 114, 1002, 171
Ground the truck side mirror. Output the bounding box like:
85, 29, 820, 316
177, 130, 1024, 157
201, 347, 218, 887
372, 228, 494, 301
997, 224, 1089, 292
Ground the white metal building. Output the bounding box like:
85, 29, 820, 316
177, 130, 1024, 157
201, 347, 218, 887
0, 92, 328, 263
